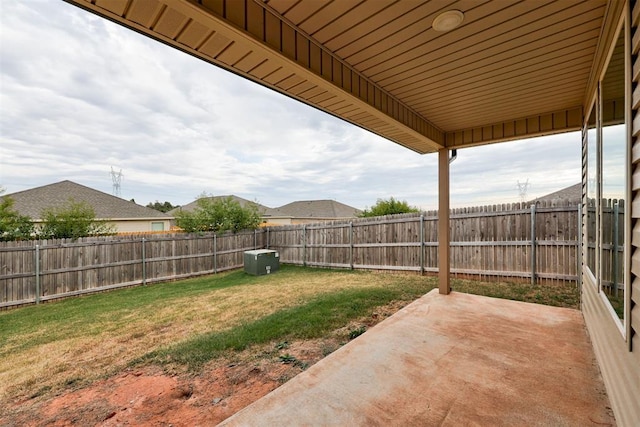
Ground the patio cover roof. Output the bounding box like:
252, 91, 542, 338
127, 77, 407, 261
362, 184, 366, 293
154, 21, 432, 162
64, 0, 617, 154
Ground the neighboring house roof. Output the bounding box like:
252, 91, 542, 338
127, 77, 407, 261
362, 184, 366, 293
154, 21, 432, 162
171, 196, 360, 222
4, 180, 171, 220
534, 183, 582, 203
269, 200, 361, 219
168, 195, 272, 216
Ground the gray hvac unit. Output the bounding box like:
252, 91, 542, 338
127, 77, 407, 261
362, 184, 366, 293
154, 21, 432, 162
244, 249, 280, 276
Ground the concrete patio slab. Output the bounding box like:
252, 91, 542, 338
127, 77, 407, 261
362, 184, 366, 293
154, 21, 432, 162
219, 289, 615, 426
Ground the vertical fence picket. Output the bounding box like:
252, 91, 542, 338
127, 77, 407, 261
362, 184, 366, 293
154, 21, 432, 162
530, 204, 536, 285
349, 222, 354, 270
578, 203, 583, 289
613, 201, 620, 296
420, 215, 425, 274
303, 225, 307, 267
214, 234, 218, 273
141, 238, 146, 285
35, 245, 40, 304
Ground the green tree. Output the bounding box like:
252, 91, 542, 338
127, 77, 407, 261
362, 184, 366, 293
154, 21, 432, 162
175, 196, 261, 233
39, 200, 114, 239
146, 200, 178, 213
0, 191, 34, 241
359, 197, 420, 218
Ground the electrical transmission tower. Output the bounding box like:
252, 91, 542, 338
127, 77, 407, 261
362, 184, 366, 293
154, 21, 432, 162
517, 179, 530, 203
110, 167, 123, 198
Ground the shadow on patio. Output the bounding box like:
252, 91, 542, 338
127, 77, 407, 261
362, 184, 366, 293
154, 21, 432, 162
219, 289, 614, 426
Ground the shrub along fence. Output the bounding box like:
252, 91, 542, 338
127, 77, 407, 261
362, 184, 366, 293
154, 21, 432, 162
1, 200, 580, 308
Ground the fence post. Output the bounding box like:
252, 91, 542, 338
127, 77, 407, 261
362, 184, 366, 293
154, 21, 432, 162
142, 238, 147, 285
349, 222, 354, 270
530, 204, 536, 285
213, 234, 217, 273
577, 204, 582, 289
254, 229, 257, 249
420, 215, 425, 275
303, 225, 307, 267
35, 245, 41, 304
266, 228, 270, 249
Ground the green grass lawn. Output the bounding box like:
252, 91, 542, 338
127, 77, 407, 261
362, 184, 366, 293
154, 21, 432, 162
144, 286, 413, 369
0, 265, 579, 403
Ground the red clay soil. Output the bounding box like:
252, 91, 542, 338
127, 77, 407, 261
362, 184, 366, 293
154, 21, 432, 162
1, 340, 334, 427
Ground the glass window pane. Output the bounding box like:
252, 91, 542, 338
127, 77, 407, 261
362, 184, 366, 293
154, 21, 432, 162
600, 27, 625, 321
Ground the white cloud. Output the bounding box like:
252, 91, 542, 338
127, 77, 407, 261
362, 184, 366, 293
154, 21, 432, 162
0, 0, 581, 210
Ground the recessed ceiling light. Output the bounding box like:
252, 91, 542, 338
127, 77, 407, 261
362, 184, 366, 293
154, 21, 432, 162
432, 10, 464, 32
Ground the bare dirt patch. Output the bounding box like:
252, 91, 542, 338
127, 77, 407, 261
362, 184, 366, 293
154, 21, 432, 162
2, 340, 331, 427
1, 302, 405, 426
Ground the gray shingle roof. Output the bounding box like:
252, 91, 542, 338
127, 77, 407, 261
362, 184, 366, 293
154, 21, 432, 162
3, 180, 171, 220
168, 195, 273, 216
534, 183, 582, 203
269, 200, 361, 218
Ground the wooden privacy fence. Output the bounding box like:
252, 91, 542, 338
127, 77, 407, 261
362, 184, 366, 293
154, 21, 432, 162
0, 230, 265, 308
266, 200, 581, 284
1, 200, 581, 308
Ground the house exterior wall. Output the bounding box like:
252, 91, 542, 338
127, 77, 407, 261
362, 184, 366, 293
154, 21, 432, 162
582, 276, 640, 426
260, 217, 293, 226
110, 219, 171, 234
582, 2, 640, 425
30, 219, 172, 235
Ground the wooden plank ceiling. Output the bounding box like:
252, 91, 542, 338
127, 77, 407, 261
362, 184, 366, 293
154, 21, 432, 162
66, 0, 608, 154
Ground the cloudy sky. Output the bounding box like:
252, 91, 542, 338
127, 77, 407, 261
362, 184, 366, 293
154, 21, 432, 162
0, 1, 581, 211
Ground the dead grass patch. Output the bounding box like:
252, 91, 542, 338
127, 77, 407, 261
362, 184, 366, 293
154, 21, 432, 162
0, 267, 433, 405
